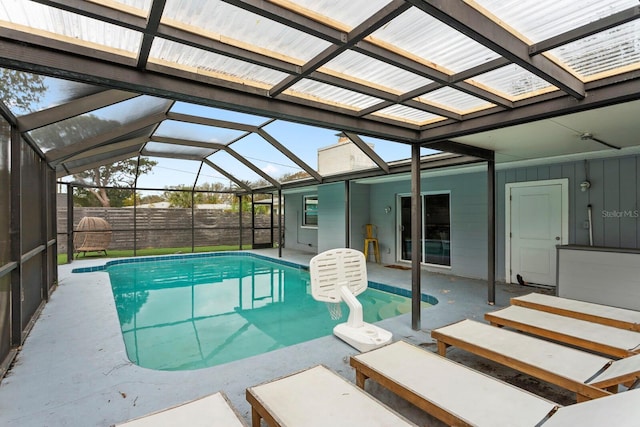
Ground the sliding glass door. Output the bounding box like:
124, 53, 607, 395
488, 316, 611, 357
397, 193, 450, 266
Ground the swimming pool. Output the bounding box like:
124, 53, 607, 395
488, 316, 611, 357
76, 252, 437, 371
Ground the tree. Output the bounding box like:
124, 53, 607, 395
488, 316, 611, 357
72, 158, 156, 207
164, 186, 203, 208
0, 69, 46, 114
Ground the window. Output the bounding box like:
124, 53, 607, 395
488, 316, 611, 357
303, 195, 318, 227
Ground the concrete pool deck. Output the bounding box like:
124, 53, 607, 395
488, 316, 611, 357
0, 249, 572, 426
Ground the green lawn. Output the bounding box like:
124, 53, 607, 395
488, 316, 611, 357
57, 244, 255, 265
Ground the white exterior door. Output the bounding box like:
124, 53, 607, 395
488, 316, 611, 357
508, 181, 566, 286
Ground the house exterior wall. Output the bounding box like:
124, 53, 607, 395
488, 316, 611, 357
318, 182, 346, 252
496, 153, 640, 282
284, 152, 640, 283
283, 192, 317, 253
368, 171, 489, 279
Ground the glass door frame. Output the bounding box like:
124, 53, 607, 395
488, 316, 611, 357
396, 191, 451, 267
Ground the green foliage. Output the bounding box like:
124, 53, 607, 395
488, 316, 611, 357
71, 158, 157, 207
164, 186, 203, 208
0, 69, 46, 114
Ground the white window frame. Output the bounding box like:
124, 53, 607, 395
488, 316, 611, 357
302, 195, 318, 228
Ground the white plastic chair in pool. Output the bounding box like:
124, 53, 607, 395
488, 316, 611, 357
309, 248, 392, 352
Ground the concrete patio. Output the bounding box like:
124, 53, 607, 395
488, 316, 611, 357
0, 249, 571, 426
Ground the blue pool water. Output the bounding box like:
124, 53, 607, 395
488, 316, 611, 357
94, 253, 436, 371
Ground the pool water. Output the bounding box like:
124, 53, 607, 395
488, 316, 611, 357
106, 254, 431, 371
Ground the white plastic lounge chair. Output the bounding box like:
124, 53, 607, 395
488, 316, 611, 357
309, 248, 392, 352
351, 341, 558, 427
113, 391, 246, 426
431, 319, 640, 401
350, 341, 640, 427
485, 305, 640, 358
511, 292, 640, 332
245, 364, 417, 427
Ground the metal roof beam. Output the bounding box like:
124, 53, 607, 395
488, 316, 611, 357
0, 38, 419, 142
46, 112, 165, 164
224, 146, 281, 188
419, 73, 640, 142
342, 132, 390, 173
137, 0, 167, 69
18, 90, 140, 132
166, 112, 258, 133
256, 129, 322, 182
269, 0, 412, 97
421, 140, 494, 161
408, 0, 586, 99
221, 0, 346, 45
31, 0, 146, 30
530, 6, 640, 55
203, 158, 251, 192
63, 137, 147, 164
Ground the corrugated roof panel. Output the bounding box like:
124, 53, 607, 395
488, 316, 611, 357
467, 64, 556, 100
322, 51, 433, 95
369, 7, 500, 74
149, 38, 289, 88
416, 87, 493, 114
474, 0, 638, 43
106, 0, 153, 16
0, 0, 142, 55
161, 0, 329, 63
283, 0, 393, 29
288, 79, 383, 110
143, 142, 214, 159
372, 104, 443, 125
550, 20, 640, 80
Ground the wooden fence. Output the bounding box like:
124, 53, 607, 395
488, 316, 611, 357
56, 206, 273, 253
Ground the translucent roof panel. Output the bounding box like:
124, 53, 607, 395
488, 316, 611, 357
416, 87, 494, 114
550, 20, 640, 80
62, 146, 141, 178
29, 95, 170, 152
228, 133, 306, 183
161, 0, 330, 64
371, 104, 444, 126
467, 64, 556, 100
369, 7, 501, 74
1, 72, 105, 117
136, 157, 203, 189
170, 102, 271, 126
0, 0, 142, 56
322, 51, 433, 95
474, 0, 638, 43
143, 142, 215, 160
287, 79, 383, 111
206, 150, 267, 188
149, 38, 289, 89
154, 120, 247, 145
108, 0, 153, 16
290, 0, 394, 29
